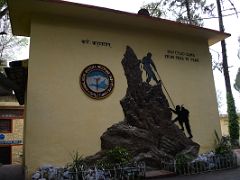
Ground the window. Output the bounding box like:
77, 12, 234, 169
0, 119, 12, 133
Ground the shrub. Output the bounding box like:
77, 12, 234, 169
227, 93, 239, 146
106, 146, 131, 164
175, 153, 194, 174
97, 146, 131, 168
67, 151, 86, 173
214, 130, 232, 155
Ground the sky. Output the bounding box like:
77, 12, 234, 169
18, 0, 240, 114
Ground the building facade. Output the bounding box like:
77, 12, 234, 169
8, 0, 230, 176
0, 100, 24, 165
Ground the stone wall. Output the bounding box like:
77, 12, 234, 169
12, 145, 23, 164
5, 119, 24, 140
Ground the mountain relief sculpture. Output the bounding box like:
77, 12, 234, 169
87, 46, 199, 167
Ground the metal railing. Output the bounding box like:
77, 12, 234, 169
32, 162, 146, 180
67, 162, 146, 180
160, 153, 238, 175
32, 154, 238, 179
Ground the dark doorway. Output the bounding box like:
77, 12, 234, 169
0, 146, 11, 164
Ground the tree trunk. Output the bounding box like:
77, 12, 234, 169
185, 0, 192, 24
216, 0, 232, 94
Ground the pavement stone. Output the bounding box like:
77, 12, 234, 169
233, 149, 240, 166
145, 170, 176, 178
0, 164, 24, 180
155, 167, 240, 180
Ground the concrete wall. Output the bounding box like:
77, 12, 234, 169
25, 15, 221, 174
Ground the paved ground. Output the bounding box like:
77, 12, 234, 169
156, 167, 240, 180
0, 164, 24, 180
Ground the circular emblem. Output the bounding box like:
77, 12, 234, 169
0, 134, 5, 140
80, 64, 114, 99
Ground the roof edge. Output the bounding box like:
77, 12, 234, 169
7, 0, 231, 46
43, 0, 231, 37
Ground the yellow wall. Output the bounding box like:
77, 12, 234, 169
25, 15, 221, 174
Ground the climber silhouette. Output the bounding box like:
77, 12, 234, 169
170, 105, 193, 139
142, 52, 159, 84
170, 105, 184, 130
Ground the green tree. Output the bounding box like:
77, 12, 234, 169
227, 93, 239, 146
216, 0, 239, 146
0, 17, 28, 62
234, 68, 240, 93
0, 0, 28, 73
235, 38, 240, 92
142, 0, 214, 26
238, 37, 240, 59
216, 90, 223, 113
